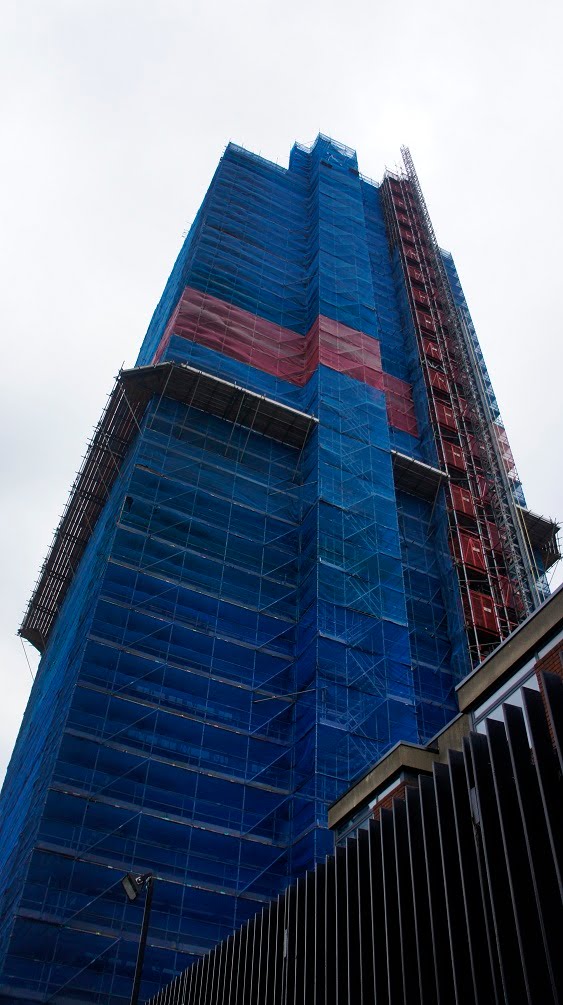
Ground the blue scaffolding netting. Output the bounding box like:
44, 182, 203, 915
0, 136, 553, 1003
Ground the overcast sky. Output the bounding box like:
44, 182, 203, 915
1, 0, 561, 781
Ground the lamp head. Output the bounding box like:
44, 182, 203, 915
121, 872, 151, 902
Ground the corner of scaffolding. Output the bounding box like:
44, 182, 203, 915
516, 505, 561, 571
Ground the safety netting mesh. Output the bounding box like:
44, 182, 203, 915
0, 137, 495, 1002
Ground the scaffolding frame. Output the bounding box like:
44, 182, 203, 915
20, 363, 317, 652
380, 149, 554, 663
2, 135, 556, 1004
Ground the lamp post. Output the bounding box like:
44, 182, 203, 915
121, 872, 154, 1005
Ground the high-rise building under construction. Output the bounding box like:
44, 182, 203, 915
0, 136, 558, 1003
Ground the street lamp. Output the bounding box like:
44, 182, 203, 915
121, 872, 154, 1005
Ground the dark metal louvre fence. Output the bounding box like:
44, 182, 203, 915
148, 670, 563, 1005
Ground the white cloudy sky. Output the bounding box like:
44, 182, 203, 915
1, 0, 562, 781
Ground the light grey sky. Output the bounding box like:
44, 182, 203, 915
1, 0, 561, 781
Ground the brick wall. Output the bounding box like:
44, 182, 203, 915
534, 638, 563, 682
372, 779, 420, 819
535, 638, 563, 745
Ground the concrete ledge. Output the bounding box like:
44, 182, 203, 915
391, 450, 447, 501
516, 505, 560, 571
328, 742, 437, 830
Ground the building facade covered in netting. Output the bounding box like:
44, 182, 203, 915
0, 136, 558, 1003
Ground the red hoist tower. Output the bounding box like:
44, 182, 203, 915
382, 149, 544, 663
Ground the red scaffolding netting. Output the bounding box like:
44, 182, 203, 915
153, 285, 418, 435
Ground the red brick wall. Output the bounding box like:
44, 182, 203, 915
535, 637, 563, 744
534, 637, 563, 682
372, 780, 418, 820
